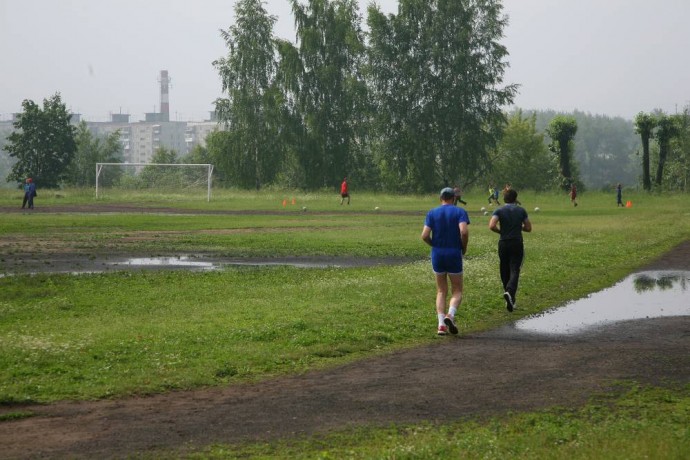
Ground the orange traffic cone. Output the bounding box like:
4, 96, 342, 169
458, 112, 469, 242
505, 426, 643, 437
282, 199, 287, 207
626, 200, 632, 208
291, 198, 296, 205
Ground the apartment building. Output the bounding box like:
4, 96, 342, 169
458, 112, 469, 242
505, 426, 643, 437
88, 116, 199, 163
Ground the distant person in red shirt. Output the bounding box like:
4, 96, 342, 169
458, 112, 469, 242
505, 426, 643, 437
340, 177, 350, 205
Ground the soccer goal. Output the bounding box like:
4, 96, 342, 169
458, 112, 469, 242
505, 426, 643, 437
95, 163, 214, 201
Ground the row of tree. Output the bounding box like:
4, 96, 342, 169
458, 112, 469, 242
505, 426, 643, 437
4, 0, 689, 193
210, 0, 516, 193
5, 91, 689, 193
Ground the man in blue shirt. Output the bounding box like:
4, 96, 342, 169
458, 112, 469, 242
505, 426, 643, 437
422, 187, 470, 335
21, 178, 37, 209
489, 188, 532, 312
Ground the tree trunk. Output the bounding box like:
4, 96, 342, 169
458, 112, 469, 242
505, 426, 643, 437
656, 140, 667, 186
559, 138, 572, 183
642, 134, 651, 191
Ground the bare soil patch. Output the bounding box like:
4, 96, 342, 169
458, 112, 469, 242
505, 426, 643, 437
1, 204, 414, 274
1, 207, 688, 459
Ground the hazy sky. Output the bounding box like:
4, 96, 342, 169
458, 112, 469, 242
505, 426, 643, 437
1, 0, 688, 122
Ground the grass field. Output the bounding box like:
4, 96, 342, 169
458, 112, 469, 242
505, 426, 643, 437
1, 188, 689, 458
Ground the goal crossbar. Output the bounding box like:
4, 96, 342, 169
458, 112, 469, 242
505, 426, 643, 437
96, 163, 214, 201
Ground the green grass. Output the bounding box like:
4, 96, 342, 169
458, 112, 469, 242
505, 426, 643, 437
0, 186, 433, 212
1, 190, 689, 403
1, 189, 689, 457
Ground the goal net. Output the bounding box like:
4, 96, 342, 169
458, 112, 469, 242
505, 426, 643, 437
95, 163, 214, 201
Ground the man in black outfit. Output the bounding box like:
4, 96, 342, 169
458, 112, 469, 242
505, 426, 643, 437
488, 188, 532, 312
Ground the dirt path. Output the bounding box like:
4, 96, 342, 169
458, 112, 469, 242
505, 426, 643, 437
1, 241, 689, 459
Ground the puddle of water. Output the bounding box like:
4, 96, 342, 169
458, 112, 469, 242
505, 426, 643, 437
515, 270, 690, 335
0, 255, 402, 277
110, 256, 340, 270
113, 256, 218, 270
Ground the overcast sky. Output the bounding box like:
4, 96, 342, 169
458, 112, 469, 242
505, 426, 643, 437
1, 0, 688, 123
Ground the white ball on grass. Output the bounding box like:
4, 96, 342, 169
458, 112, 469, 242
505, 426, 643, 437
302, 206, 307, 212
483, 211, 489, 216
534, 207, 540, 212
374, 206, 380, 211
480, 206, 486, 212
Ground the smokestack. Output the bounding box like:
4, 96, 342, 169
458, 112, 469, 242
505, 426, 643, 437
159, 70, 170, 122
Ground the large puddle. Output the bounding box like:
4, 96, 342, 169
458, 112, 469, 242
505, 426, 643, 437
515, 270, 690, 335
111, 256, 345, 270
0, 255, 407, 277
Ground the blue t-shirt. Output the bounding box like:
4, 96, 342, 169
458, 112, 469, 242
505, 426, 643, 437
492, 204, 528, 241
424, 204, 470, 250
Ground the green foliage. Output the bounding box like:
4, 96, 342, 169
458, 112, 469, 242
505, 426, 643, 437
209, 1, 518, 192
654, 112, 682, 186
287, 0, 369, 190
205, 130, 235, 187
546, 115, 579, 190
136, 147, 182, 189
633, 109, 690, 192
367, 0, 517, 192
181, 145, 211, 165
213, 0, 284, 190
490, 110, 555, 191
65, 122, 123, 187
5, 93, 77, 188
664, 109, 690, 191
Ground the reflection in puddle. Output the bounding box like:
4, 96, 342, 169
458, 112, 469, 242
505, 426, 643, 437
515, 270, 690, 335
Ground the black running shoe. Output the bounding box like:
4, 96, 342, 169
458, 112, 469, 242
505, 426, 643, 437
443, 316, 459, 335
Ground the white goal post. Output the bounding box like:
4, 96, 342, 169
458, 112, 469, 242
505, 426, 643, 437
95, 163, 214, 202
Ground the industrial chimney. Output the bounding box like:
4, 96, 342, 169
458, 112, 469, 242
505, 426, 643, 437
159, 70, 170, 122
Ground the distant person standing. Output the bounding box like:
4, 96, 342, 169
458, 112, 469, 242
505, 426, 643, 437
616, 183, 624, 207
570, 183, 578, 207
21, 178, 37, 209
489, 188, 532, 312
421, 187, 470, 336
340, 177, 350, 205
453, 185, 467, 206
